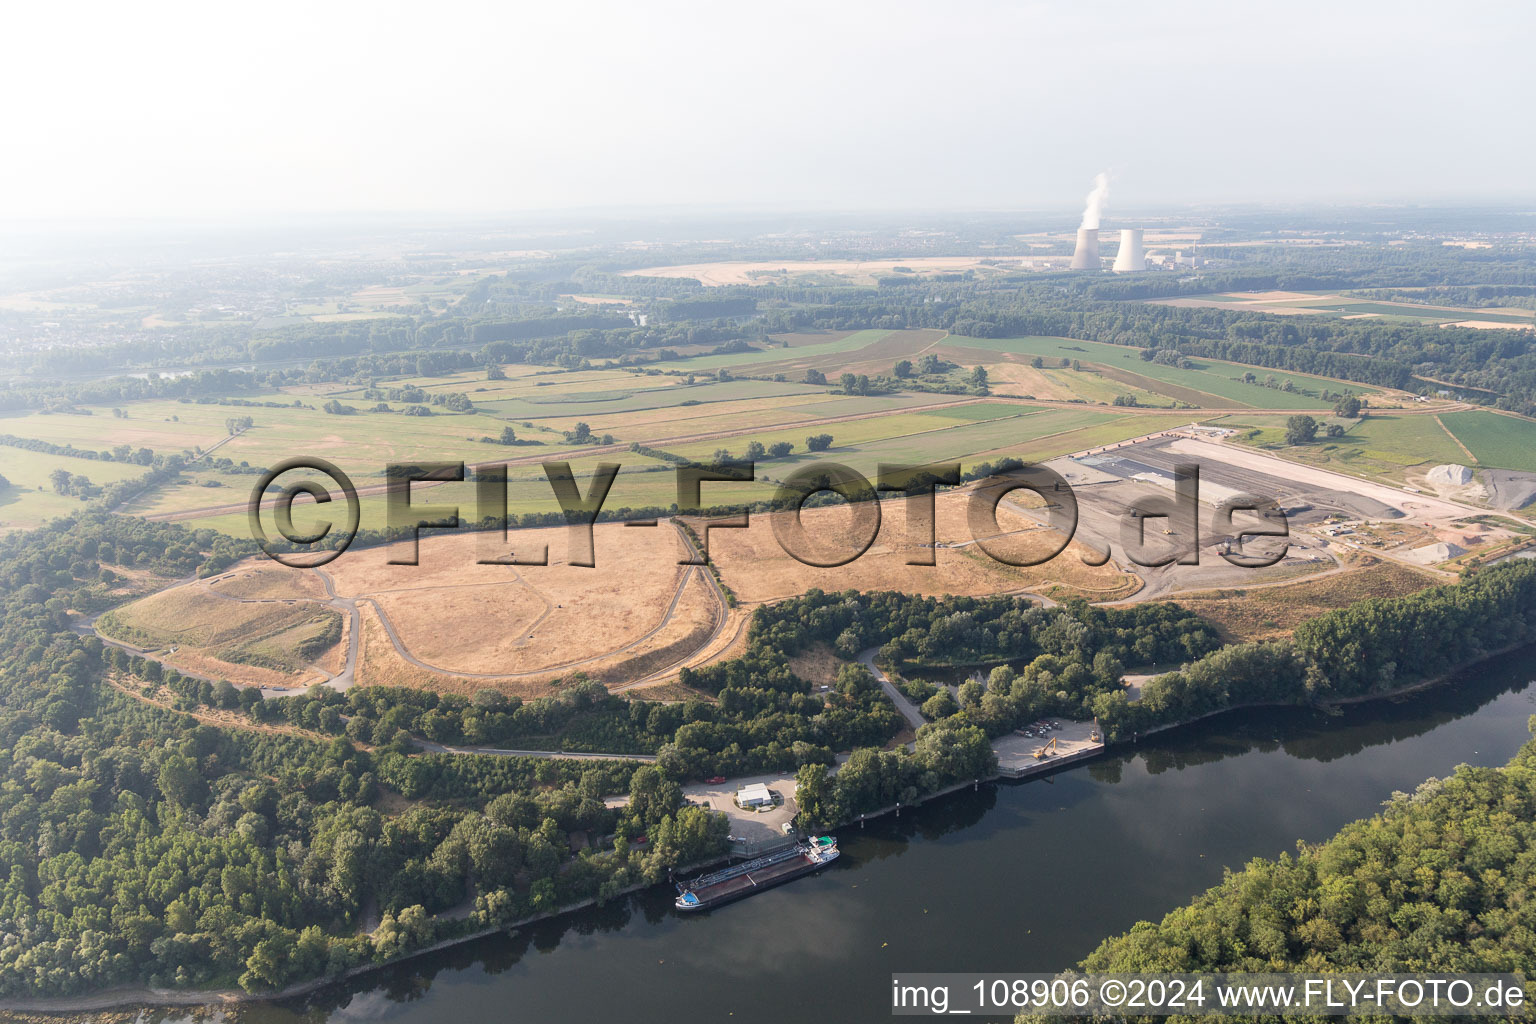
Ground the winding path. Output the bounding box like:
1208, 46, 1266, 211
332, 523, 726, 683
857, 648, 926, 732
86, 515, 734, 702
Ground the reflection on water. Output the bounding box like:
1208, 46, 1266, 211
81, 649, 1536, 1024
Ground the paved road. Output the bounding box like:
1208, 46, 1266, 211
416, 739, 656, 762
857, 647, 926, 732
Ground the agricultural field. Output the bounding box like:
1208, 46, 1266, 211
941, 335, 1372, 409
620, 258, 1024, 287
1218, 409, 1536, 480
1437, 410, 1536, 473
0, 446, 151, 531
1215, 412, 1469, 479
985, 361, 1173, 406
0, 398, 553, 484
1150, 290, 1536, 329
663, 328, 935, 374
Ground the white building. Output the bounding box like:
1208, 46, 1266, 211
737, 783, 773, 808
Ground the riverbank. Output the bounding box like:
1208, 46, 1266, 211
0, 853, 737, 1015
8, 640, 1532, 1015
1134, 639, 1536, 743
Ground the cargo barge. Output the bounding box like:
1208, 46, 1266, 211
675, 836, 839, 911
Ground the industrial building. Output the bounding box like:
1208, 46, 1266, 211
737, 783, 773, 808
1112, 228, 1146, 272
1072, 225, 1149, 272
1069, 227, 1100, 270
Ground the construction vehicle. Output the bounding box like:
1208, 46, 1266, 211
1033, 737, 1058, 760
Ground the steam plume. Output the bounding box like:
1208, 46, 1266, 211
1080, 172, 1110, 230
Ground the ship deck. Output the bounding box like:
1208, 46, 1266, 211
689, 852, 812, 900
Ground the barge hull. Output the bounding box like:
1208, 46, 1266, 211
678, 853, 827, 911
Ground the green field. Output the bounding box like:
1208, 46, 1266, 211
475, 378, 829, 419
663, 406, 1043, 463
0, 399, 591, 486
1030, 366, 1174, 407
948, 335, 1369, 409
664, 329, 896, 372
0, 447, 150, 531
922, 401, 1037, 422
1213, 412, 1468, 478
174, 406, 1169, 538
1438, 411, 1536, 472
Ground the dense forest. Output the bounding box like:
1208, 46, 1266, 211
1087, 559, 1536, 741
1066, 731, 1536, 1021
0, 514, 725, 997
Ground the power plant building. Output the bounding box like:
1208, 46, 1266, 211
1070, 228, 1100, 270
1111, 228, 1146, 273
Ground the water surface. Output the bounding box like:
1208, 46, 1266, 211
233, 648, 1536, 1024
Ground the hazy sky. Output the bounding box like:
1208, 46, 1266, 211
4, 1, 1532, 220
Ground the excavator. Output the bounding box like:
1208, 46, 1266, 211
1033, 736, 1058, 760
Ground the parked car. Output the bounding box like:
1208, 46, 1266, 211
706, 775, 726, 784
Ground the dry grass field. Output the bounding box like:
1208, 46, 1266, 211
97, 579, 343, 687
707, 490, 1138, 604
110, 482, 1146, 699
1160, 558, 1441, 643
323, 522, 706, 679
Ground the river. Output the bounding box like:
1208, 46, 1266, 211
143, 648, 1536, 1024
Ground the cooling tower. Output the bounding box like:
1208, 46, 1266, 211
1112, 228, 1146, 273
1070, 228, 1100, 271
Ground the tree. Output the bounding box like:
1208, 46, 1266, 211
806, 433, 834, 452
922, 689, 958, 719
839, 373, 858, 393
744, 441, 766, 461
1030, 356, 1045, 368
969, 366, 989, 388
1325, 423, 1345, 438
487, 364, 507, 380
1334, 394, 1362, 418
499, 425, 517, 445
956, 679, 985, 708
893, 359, 914, 378
564, 422, 593, 444
49, 468, 72, 494
767, 441, 794, 458
1285, 415, 1319, 445
794, 763, 837, 830
805, 368, 827, 385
